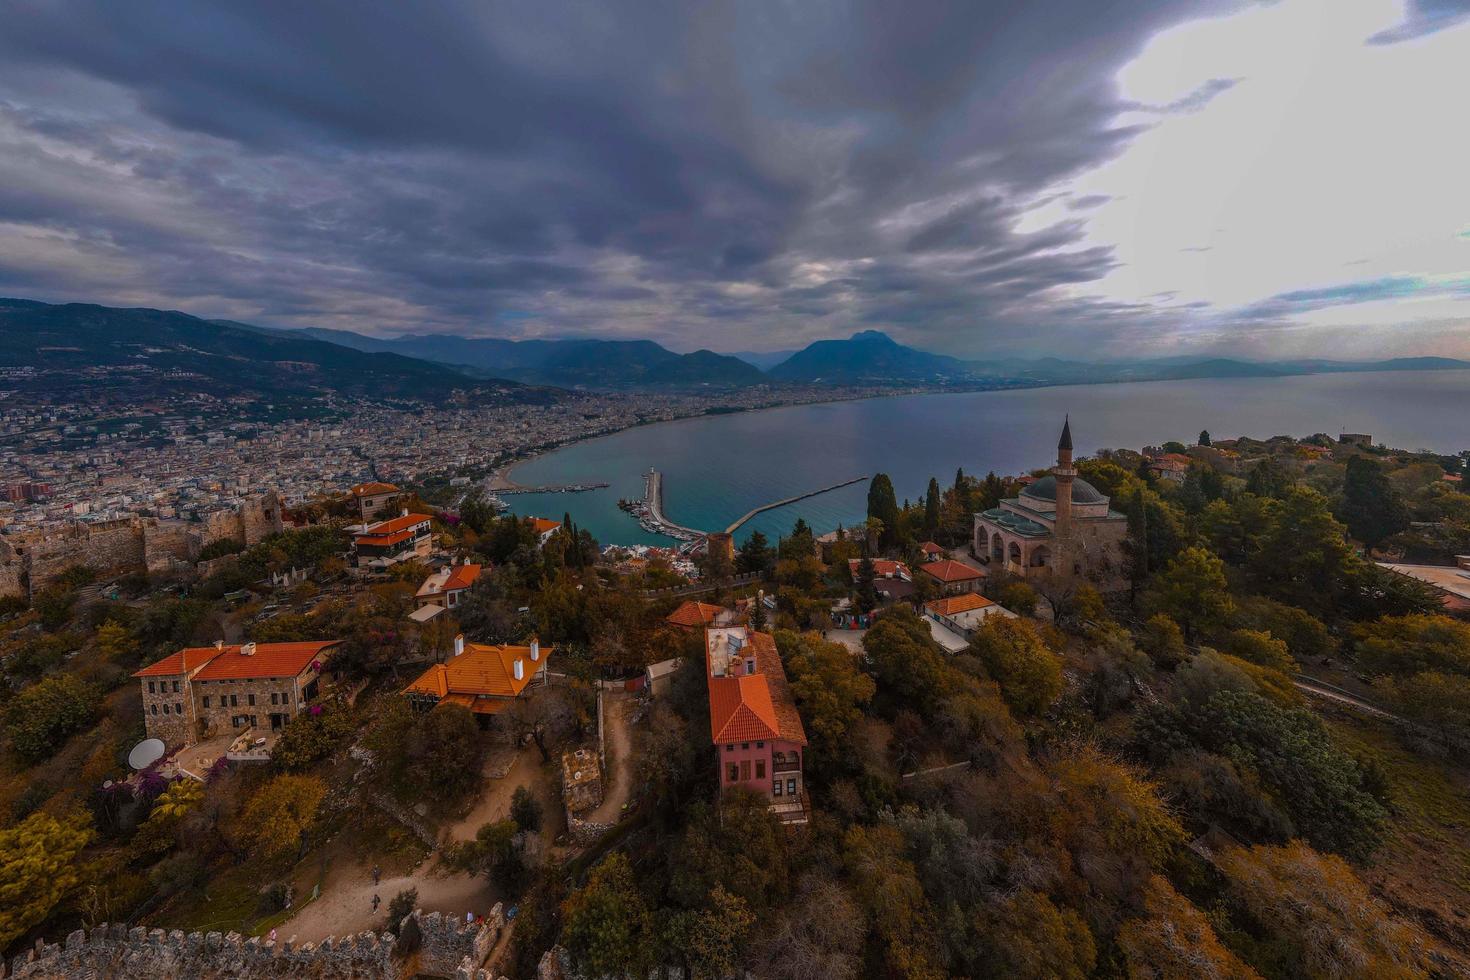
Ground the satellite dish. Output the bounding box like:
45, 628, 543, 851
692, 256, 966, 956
128, 738, 166, 770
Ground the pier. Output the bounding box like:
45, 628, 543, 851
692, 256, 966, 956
494, 481, 608, 495
623, 469, 868, 543
722, 475, 868, 534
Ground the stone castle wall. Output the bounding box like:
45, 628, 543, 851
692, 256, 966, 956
0, 492, 283, 599
4, 907, 505, 980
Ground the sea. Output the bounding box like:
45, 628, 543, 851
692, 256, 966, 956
503, 369, 1470, 548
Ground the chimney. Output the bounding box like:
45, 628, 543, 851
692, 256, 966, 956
530, 637, 540, 662
214, 639, 224, 651
514, 658, 524, 681
240, 642, 256, 657
453, 634, 465, 657
401, 508, 409, 518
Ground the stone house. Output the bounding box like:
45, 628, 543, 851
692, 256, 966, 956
349, 481, 401, 523
134, 639, 340, 748
918, 559, 986, 596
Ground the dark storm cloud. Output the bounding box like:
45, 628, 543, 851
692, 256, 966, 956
0, 0, 1257, 354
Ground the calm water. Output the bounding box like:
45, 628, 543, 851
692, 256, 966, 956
505, 370, 1470, 547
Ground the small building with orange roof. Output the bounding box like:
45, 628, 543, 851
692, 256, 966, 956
349, 481, 400, 522
526, 517, 563, 545
402, 636, 551, 719
918, 558, 985, 595
925, 592, 1015, 638
919, 541, 947, 562
705, 626, 808, 823
412, 558, 483, 620
665, 600, 730, 631
353, 510, 434, 566
134, 639, 340, 747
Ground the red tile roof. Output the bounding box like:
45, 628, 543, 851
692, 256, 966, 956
705, 630, 806, 745
350, 482, 399, 497
403, 641, 551, 708
666, 600, 724, 628
133, 646, 224, 677
135, 641, 340, 681
920, 541, 946, 555
926, 592, 995, 616
528, 517, 562, 536
419, 563, 483, 598
921, 559, 985, 583
848, 558, 911, 579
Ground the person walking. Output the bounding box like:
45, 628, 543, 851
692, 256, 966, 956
371, 864, 380, 886
372, 894, 381, 913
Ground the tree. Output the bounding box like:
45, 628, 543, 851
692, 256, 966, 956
972, 890, 1096, 980
854, 555, 878, 613
923, 478, 942, 535
843, 823, 945, 980
510, 786, 543, 832
93, 619, 135, 662
1216, 841, 1433, 978
1354, 613, 1470, 678
1140, 614, 1187, 668
1118, 875, 1259, 979
369, 701, 486, 808
867, 474, 900, 549
561, 852, 651, 977
1144, 547, 1234, 644
4, 674, 100, 763
1199, 429, 1212, 446
664, 885, 755, 980
1221, 628, 1295, 673
1337, 455, 1410, 549
967, 617, 1064, 717
271, 705, 355, 771
0, 811, 94, 948
778, 630, 876, 774
997, 580, 1039, 616
387, 887, 419, 934
1376, 671, 1470, 740
736, 530, 775, 576
747, 873, 864, 980
150, 779, 204, 820
237, 774, 326, 860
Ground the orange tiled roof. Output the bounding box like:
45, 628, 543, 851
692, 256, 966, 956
666, 601, 723, 628
403, 641, 551, 705
848, 558, 911, 578
705, 631, 806, 745
528, 517, 562, 536
350, 482, 399, 497
142, 640, 341, 681
419, 563, 482, 598
358, 513, 432, 538
926, 593, 995, 616
921, 559, 984, 583
920, 541, 945, 554
133, 646, 225, 677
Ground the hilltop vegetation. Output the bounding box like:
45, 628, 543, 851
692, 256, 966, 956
0, 432, 1468, 978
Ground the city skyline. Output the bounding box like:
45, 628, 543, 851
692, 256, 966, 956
1, 0, 1467, 360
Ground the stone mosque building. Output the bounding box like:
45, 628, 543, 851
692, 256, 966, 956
973, 419, 1129, 591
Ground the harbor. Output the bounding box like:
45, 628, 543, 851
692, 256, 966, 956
620, 468, 869, 547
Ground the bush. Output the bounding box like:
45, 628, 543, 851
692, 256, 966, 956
511, 786, 543, 833
388, 887, 419, 935
997, 581, 1039, 616
4, 674, 100, 762
271, 706, 355, 771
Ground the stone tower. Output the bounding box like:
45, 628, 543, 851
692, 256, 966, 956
1052, 416, 1075, 574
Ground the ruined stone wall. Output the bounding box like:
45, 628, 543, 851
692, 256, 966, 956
3, 923, 395, 979
240, 491, 284, 546
411, 907, 502, 979
0, 561, 22, 600
143, 520, 198, 574
20, 519, 147, 590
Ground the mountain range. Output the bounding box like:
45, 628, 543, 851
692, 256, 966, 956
5, 298, 1468, 402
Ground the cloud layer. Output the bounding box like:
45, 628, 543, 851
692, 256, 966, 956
0, 0, 1466, 358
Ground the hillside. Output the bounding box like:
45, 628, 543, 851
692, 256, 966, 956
278, 327, 760, 388
0, 298, 551, 405
766, 329, 973, 383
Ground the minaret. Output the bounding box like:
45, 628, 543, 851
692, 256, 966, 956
1052, 416, 1075, 574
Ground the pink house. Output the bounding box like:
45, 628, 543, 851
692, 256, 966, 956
706, 627, 808, 824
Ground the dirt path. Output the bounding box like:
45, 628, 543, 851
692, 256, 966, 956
446, 745, 562, 843
278, 853, 495, 944
585, 691, 635, 824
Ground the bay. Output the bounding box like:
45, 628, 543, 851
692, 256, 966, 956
504, 369, 1469, 547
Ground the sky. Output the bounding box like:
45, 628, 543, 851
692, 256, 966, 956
1, 0, 1467, 360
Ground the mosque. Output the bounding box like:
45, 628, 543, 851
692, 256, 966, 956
973, 419, 1129, 591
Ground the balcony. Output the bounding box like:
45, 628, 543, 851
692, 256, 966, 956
772, 758, 800, 774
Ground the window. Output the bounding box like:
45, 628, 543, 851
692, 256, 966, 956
725, 744, 734, 752
755, 760, 765, 779
161, 704, 169, 715
151, 704, 158, 715
248, 694, 255, 706
250, 715, 258, 727
172, 680, 180, 693
203, 696, 210, 708
772, 779, 782, 797
786, 778, 797, 797
727, 764, 739, 783
148, 681, 156, 694
230, 694, 238, 707
176, 703, 182, 715
741, 742, 749, 750
271, 692, 278, 705
740, 760, 751, 781
756, 741, 764, 749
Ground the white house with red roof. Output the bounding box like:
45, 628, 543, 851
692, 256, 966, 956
411, 558, 483, 621
134, 640, 340, 748
352, 510, 434, 566
705, 626, 808, 824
